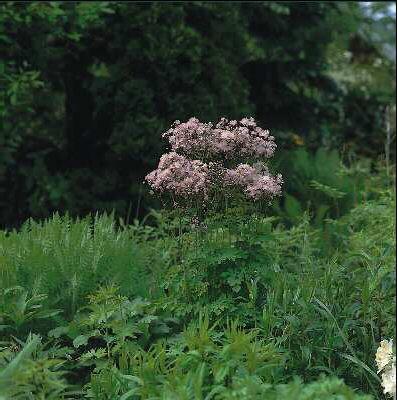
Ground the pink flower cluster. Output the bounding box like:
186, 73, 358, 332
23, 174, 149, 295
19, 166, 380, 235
163, 117, 277, 160
145, 152, 210, 199
146, 117, 283, 203
224, 164, 283, 200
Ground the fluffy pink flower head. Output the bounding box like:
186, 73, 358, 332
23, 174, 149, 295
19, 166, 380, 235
162, 118, 214, 158
163, 117, 277, 161
213, 117, 277, 159
145, 152, 210, 200
245, 174, 283, 201
146, 117, 283, 206
224, 163, 283, 201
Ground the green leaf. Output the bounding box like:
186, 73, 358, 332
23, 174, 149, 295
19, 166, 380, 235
340, 353, 381, 383
0, 334, 41, 382
73, 334, 89, 348
310, 180, 346, 199
48, 326, 69, 338
88, 62, 110, 78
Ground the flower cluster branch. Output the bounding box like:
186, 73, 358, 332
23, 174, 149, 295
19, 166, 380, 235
146, 116, 283, 207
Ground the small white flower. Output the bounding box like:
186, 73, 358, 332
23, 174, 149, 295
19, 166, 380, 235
381, 362, 396, 398
376, 339, 394, 373
376, 339, 396, 399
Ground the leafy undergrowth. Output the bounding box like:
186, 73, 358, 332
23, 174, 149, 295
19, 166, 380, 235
0, 179, 395, 399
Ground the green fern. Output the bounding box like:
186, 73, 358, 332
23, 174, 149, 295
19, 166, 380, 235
0, 213, 165, 319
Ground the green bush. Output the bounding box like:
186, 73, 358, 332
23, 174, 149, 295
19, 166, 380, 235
0, 213, 163, 320
271, 147, 370, 226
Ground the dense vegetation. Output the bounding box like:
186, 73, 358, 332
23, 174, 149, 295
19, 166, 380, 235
1, 2, 395, 228
0, 153, 395, 399
1, 2, 396, 399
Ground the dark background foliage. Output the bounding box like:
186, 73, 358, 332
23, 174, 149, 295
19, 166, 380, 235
1, 1, 395, 228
